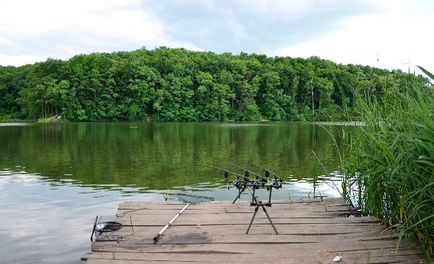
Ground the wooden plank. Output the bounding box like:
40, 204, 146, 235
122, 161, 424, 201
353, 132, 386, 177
117, 207, 355, 216
115, 214, 381, 226
94, 224, 398, 243
84, 248, 424, 264
90, 244, 422, 258
117, 199, 349, 211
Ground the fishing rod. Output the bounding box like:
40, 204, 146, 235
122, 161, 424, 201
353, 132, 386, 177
212, 165, 243, 182
212, 165, 256, 185
250, 163, 286, 206
229, 163, 268, 205
251, 163, 284, 182
213, 165, 254, 203
214, 164, 283, 206
230, 163, 269, 184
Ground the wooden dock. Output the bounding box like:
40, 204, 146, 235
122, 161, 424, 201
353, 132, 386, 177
82, 199, 425, 263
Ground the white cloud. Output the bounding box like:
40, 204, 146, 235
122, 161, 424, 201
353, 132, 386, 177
235, 0, 316, 20
0, 53, 47, 66
0, 0, 432, 70
0, 0, 200, 66
274, 1, 434, 72
233, 0, 372, 22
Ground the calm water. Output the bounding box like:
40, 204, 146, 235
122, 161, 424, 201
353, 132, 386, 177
0, 122, 354, 263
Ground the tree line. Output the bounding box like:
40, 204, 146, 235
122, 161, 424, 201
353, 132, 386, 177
0, 47, 428, 121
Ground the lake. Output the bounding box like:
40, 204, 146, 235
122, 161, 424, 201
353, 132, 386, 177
0, 122, 354, 263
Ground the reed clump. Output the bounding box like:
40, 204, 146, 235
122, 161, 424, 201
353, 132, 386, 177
343, 80, 434, 261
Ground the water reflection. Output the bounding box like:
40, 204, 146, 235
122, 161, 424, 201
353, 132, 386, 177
0, 173, 151, 264
0, 122, 353, 190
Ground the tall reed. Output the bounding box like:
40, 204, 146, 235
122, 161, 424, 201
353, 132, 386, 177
342, 81, 434, 261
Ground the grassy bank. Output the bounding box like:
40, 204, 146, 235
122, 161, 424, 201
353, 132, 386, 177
342, 81, 434, 260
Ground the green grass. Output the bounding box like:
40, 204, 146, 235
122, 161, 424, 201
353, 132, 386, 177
342, 82, 434, 261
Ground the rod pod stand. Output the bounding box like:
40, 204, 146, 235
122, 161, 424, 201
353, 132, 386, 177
246, 200, 278, 235
218, 165, 281, 235
246, 179, 280, 234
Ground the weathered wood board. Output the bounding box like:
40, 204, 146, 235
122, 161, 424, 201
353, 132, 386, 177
81, 199, 425, 263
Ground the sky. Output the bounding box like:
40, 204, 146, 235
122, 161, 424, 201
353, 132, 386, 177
0, 0, 433, 72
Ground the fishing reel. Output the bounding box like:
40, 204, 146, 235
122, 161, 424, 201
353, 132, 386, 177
222, 168, 256, 190
223, 170, 244, 190
251, 177, 261, 189
267, 176, 283, 190
232, 177, 244, 190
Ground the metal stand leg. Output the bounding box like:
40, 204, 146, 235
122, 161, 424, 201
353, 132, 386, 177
246, 202, 279, 235
246, 205, 259, 234
261, 205, 279, 234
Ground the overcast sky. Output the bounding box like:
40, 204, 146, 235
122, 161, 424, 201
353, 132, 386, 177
0, 0, 433, 71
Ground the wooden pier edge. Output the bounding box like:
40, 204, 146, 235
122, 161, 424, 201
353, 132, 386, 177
82, 198, 425, 263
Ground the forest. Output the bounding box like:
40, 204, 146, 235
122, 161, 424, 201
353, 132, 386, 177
0, 47, 429, 122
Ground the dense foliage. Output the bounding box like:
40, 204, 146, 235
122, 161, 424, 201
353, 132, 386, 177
0, 47, 427, 121
343, 84, 434, 260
